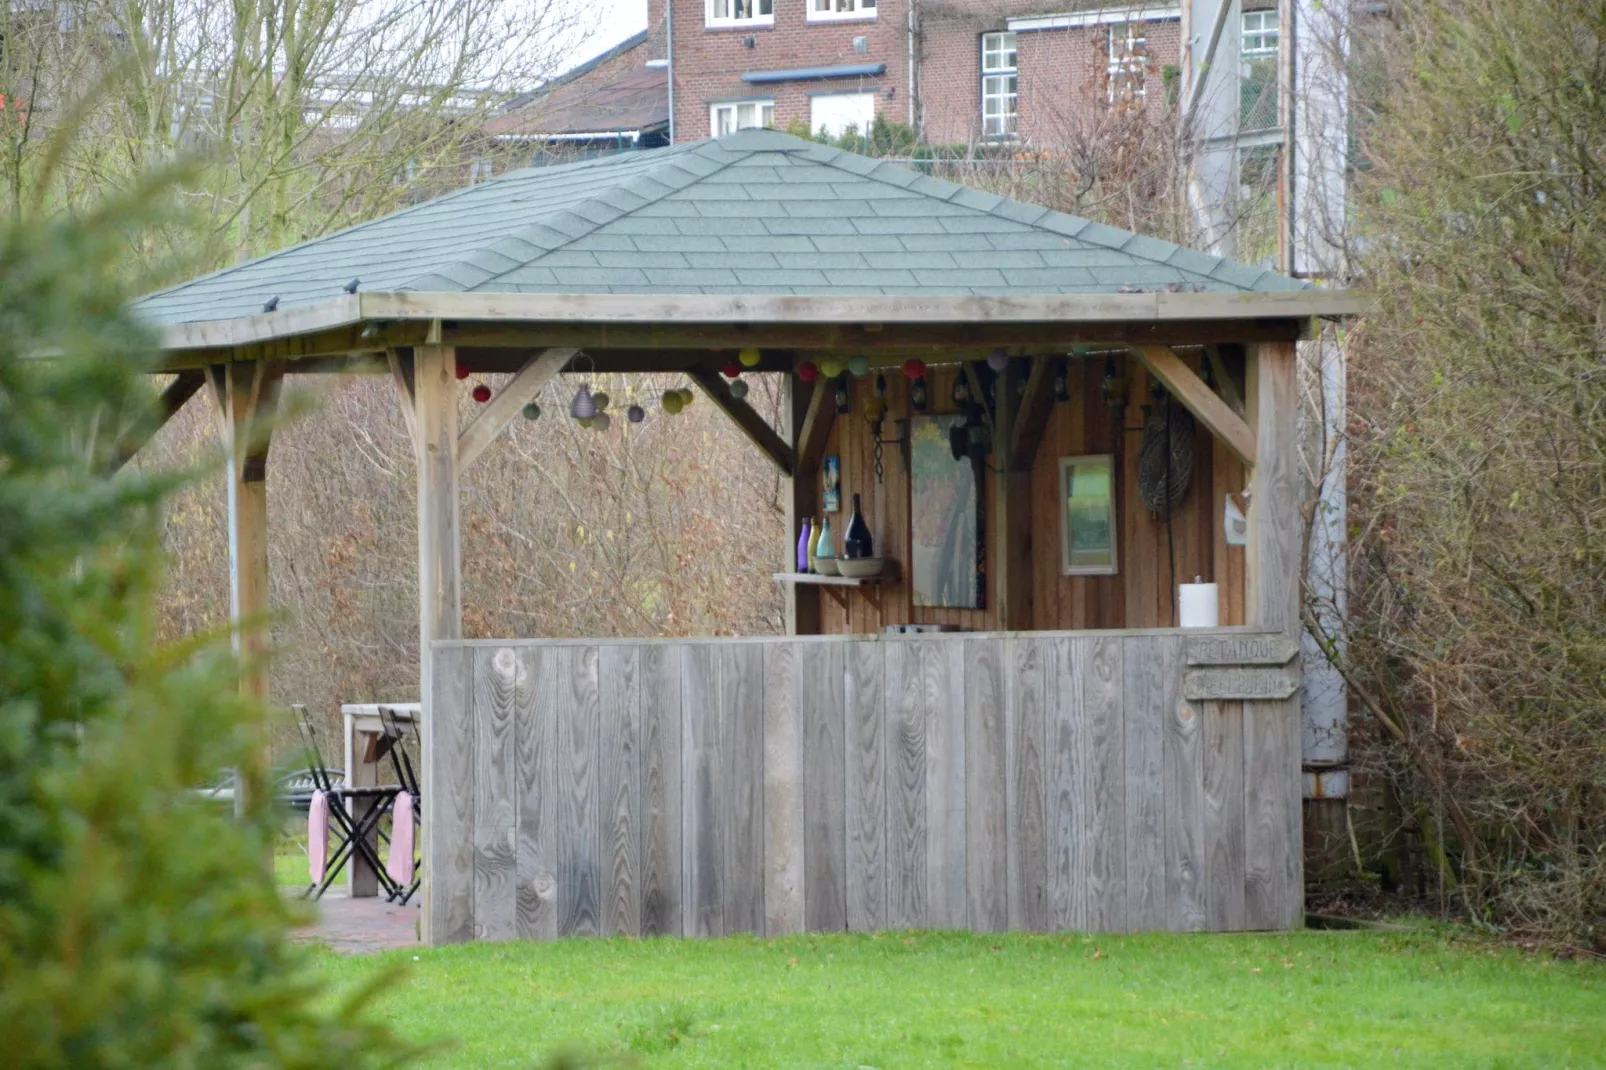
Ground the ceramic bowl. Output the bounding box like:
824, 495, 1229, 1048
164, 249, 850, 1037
836, 557, 884, 579
814, 557, 840, 576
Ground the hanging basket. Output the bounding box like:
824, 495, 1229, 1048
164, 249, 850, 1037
1137, 400, 1195, 512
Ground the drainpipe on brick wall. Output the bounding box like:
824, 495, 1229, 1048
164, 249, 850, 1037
906, 1, 917, 128
666, 0, 676, 143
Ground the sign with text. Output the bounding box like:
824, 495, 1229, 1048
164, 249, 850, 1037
1184, 667, 1301, 702
1185, 634, 1300, 667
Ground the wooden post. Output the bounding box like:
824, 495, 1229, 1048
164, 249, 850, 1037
993, 360, 1034, 630
783, 377, 820, 635
1244, 341, 1300, 634
211, 360, 282, 818
415, 342, 464, 943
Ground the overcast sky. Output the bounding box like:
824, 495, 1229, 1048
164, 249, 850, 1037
561, 0, 650, 77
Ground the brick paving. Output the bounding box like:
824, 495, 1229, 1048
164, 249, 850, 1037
294, 891, 422, 954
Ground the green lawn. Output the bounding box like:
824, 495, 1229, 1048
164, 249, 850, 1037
319, 928, 1606, 1068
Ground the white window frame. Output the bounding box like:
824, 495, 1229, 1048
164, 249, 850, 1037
710, 99, 775, 137
980, 31, 1017, 141
1107, 21, 1148, 105
1241, 9, 1280, 56
808, 0, 876, 23
706, 0, 773, 29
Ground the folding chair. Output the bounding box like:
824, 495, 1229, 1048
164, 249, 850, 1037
293, 704, 400, 900
379, 705, 422, 905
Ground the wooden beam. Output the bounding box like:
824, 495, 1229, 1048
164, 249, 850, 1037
457, 346, 576, 474
795, 378, 835, 476
1132, 345, 1257, 468
388, 349, 417, 443
414, 344, 464, 945
1007, 358, 1055, 472
688, 368, 795, 477
111, 369, 205, 472
1245, 341, 1300, 634
1205, 345, 1247, 417
992, 360, 1034, 630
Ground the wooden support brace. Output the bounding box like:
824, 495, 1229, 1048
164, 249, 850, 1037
111, 369, 206, 472
388, 349, 418, 444
688, 367, 794, 477
1007, 358, 1055, 472
457, 346, 576, 474
795, 378, 835, 476
1132, 345, 1257, 468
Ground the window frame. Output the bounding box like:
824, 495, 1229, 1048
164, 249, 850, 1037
980, 30, 1018, 141
807, 0, 876, 24
1241, 9, 1279, 56
710, 99, 776, 137
1106, 20, 1149, 105
706, 0, 773, 30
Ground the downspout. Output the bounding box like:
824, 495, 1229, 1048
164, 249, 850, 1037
667, 0, 676, 144
907, 0, 916, 128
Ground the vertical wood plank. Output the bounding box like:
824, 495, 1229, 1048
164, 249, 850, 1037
1244, 696, 1303, 929
721, 643, 765, 935
472, 646, 518, 941
965, 638, 1008, 933
428, 644, 475, 944
1047, 637, 1084, 930
599, 644, 641, 937
1123, 635, 1167, 931
763, 640, 805, 935
1247, 341, 1301, 633
884, 639, 927, 929
640, 643, 683, 937
1082, 635, 1127, 931
1007, 638, 1050, 932
803, 641, 847, 931
515, 646, 558, 941
1203, 700, 1246, 931
682, 643, 724, 937
922, 637, 966, 928
845, 639, 887, 932
557, 645, 601, 937
1162, 638, 1207, 933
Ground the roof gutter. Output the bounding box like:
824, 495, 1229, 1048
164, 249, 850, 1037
741, 63, 887, 84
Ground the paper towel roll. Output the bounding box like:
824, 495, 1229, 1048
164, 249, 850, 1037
1179, 581, 1219, 628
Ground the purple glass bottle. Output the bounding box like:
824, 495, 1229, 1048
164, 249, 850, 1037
797, 517, 813, 573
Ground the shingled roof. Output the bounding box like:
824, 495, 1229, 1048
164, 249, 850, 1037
135, 129, 1306, 328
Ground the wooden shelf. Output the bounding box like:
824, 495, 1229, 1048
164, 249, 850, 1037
772, 570, 891, 611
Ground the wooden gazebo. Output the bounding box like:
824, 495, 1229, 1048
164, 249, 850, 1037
133, 129, 1358, 944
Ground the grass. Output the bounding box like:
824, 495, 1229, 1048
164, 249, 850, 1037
318, 928, 1606, 1068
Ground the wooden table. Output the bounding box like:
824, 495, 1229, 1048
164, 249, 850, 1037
340, 702, 420, 897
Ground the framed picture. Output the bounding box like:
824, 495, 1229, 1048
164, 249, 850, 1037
911, 414, 983, 608
822, 456, 841, 513
1061, 454, 1118, 576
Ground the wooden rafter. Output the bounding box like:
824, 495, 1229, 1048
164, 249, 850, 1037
1132, 345, 1257, 468
688, 367, 794, 477
111, 369, 205, 472
456, 346, 576, 474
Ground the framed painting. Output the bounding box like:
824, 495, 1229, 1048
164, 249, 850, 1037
1061, 454, 1118, 575
911, 414, 983, 608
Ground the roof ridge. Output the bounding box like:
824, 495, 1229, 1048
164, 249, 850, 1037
453, 140, 745, 291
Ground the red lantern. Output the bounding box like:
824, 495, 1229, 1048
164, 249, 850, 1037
472, 384, 492, 403
722, 363, 742, 379
455, 362, 471, 381
902, 359, 927, 380
798, 361, 819, 383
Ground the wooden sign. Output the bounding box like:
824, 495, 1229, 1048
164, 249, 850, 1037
1186, 634, 1300, 667
1184, 667, 1301, 702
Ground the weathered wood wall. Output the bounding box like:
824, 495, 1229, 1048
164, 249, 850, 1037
427, 631, 1301, 943
813, 354, 1247, 636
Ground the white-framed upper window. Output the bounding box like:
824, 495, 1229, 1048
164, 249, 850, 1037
981, 31, 1017, 140
711, 99, 775, 137
809, 0, 876, 22
707, 0, 772, 28
1107, 21, 1148, 105
1241, 9, 1279, 55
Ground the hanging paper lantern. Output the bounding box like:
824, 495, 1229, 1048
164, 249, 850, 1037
627, 404, 645, 423
902, 358, 927, 380
987, 349, 1009, 372
729, 380, 749, 401
472, 384, 492, 404
661, 390, 683, 414
592, 391, 610, 412
819, 358, 845, 379
722, 363, 742, 379
570, 383, 596, 420
455, 362, 471, 381
798, 361, 819, 383
522, 401, 541, 421
593, 411, 612, 431
739, 347, 762, 368
678, 388, 695, 407
847, 354, 871, 378
577, 416, 594, 429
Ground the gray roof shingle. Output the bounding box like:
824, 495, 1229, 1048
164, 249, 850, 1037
134, 129, 1308, 326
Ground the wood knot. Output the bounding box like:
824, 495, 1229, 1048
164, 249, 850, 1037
493, 647, 517, 678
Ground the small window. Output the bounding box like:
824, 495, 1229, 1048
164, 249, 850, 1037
808, 0, 876, 22
1241, 9, 1280, 55
707, 0, 772, 28
981, 31, 1017, 140
711, 100, 775, 137
1107, 21, 1148, 105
